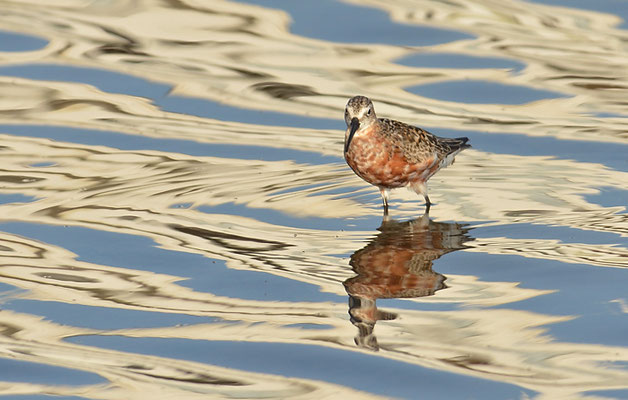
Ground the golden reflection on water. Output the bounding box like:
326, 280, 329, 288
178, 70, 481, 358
0, 0, 627, 399
344, 214, 469, 350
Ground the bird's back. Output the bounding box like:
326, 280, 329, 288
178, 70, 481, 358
377, 118, 470, 166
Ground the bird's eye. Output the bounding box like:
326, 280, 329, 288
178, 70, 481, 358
366, 108, 372, 116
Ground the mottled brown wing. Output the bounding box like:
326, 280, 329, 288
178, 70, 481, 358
378, 118, 470, 164
377, 118, 441, 163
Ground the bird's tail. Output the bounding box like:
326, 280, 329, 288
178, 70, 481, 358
438, 136, 470, 168
442, 136, 471, 152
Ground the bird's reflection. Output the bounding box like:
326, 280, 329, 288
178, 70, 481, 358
343, 212, 472, 350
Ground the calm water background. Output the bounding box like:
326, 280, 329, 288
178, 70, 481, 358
0, 0, 627, 399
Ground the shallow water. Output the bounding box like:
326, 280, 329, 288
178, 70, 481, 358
0, 0, 627, 399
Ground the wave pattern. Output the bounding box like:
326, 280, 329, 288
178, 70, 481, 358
0, 0, 626, 399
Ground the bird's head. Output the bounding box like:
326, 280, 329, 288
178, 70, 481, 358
344, 95, 377, 153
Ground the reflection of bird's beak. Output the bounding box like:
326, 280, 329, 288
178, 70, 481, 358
345, 117, 359, 153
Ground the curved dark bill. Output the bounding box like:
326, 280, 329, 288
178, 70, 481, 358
345, 117, 360, 153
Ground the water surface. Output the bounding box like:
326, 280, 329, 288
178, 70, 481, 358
0, 0, 626, 399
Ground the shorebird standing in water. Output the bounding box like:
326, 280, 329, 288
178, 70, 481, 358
343, 95, 470, 214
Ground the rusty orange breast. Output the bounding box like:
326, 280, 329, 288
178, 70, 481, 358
345, 132, 432, 188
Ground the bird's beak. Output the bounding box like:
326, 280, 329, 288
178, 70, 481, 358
345, 117, 359, 153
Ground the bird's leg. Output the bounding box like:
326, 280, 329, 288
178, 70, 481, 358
410, 181, 432, 212
424, 195, 431, 213
379, 188, 389, 216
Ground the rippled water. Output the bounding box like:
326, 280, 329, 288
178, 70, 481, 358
0, 0, 627, 399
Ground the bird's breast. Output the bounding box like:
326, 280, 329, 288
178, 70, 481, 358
345, 132, 432, 188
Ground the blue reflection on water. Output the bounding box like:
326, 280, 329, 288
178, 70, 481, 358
29, 162, 57, 168
397, 52, 526, 73
5, 300, 219, 330
0, 64, 170, 99
584, 187, 628, 212
408, 80, 566, 104
179, 264, 344, 303
0, 30, 48, 52
0, 358, 104, 386
233, 0, 473, 45
284, 323, 335, 330
594, 112, 626, 118
66, 335, 535, 399
0, 194, 36, 205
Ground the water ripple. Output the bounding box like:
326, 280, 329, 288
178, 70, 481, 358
0, 0, 627, 398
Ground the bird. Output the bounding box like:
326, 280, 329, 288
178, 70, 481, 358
343, 95, 470, 214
